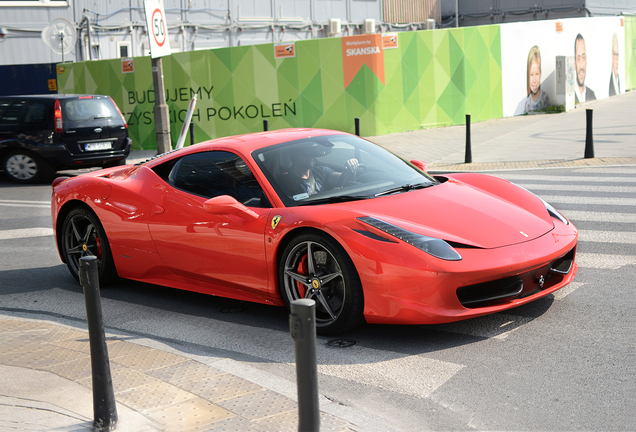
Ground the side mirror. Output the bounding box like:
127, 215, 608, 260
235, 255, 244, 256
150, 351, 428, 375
410, 159, 428, 172
203, 195, 259, 220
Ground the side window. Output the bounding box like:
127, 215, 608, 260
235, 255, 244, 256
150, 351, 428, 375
0, 101, 26, 125
22, 101, 48, 126
167, 151, 270, 208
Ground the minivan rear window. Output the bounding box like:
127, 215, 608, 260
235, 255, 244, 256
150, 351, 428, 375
61, 98, 119, 124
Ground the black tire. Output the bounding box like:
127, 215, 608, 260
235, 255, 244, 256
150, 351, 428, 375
2, 150, 54, 184
61, 207, 117, 286
279, 232, 364, 335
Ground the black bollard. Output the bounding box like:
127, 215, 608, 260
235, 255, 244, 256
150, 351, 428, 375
585, 108, 594, 158
263, 119, 269, 131
80, 256, 118, 432
189, 122, 195, 146
354, 117, 360, 136
290, 299, 320, 432
465, 113, 472, 163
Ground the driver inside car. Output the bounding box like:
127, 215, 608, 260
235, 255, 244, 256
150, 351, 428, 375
280, 144, 359, 198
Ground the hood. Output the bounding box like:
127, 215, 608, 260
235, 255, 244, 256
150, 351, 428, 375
348, 177, 554, 249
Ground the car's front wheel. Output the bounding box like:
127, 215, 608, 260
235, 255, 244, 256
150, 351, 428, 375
2, 150, 54, 184
61, 207, 117, 285
279, 232, 364, 335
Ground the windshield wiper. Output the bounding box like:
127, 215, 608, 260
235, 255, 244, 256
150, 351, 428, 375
375, 182, 434, 197
93, 115, 112, 119
302, 195, 371, 206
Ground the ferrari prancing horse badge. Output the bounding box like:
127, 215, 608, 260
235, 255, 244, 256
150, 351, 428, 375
271, 215, 282, 230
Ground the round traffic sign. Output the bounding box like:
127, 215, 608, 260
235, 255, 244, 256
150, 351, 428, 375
151, 8, 166, 47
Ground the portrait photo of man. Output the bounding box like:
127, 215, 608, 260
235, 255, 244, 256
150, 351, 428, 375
574, 33, 596, 103
609, 33, 621, 96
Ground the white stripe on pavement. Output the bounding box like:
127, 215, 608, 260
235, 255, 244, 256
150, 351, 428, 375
497, 174, 636, 183
519, 183, 636, 193
0, 199, 50, 209
576, 253, 636, 269
552, 282, 585, 300
0, 200, 50, 204
561, 210, 636, 223
0, 203, 51, 208
578, 230, 636, 244
575, 168, 636, 174
0, 228, 54, 239
428, 314, 533, 340
318, 354, 464, 399
539, 195, 636, 206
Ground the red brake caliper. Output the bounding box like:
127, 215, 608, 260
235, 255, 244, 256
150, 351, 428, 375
95, 236, 103, 259
296, 254, 308, 298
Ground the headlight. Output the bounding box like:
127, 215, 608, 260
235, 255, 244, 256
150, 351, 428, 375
540, 198, 569, 225
358, 216, 462, 261
512, 183, 569, 225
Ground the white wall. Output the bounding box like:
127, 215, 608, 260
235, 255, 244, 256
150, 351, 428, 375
500, 16, 625, 116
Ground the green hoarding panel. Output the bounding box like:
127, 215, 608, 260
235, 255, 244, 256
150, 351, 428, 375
58, 25, 503, 150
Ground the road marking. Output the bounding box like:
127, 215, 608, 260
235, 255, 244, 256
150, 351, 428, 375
498, 174, 636, 183
539, 195, 636, 206
561, 210, 636, 223
519, 183, 636, 193
0, 228, 54, 239
317, 348, 464, 399
552, 282, 585, 300
0, 199, 50, 209
578, 230, 636, 244
576, 253, 636, 269
428, 314, 533, 340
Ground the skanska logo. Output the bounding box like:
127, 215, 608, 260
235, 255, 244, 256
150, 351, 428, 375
346, 46, 381, 56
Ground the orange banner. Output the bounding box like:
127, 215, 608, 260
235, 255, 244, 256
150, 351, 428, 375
121, 58, 134, 73
275, 43, 295, 58
382, 34, 398, 49
342, 34, 384, 88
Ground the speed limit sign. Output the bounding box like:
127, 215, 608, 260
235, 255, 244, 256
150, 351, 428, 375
144, 0, 171, 58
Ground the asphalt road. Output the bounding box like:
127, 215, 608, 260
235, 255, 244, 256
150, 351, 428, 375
0, 166, 634, 431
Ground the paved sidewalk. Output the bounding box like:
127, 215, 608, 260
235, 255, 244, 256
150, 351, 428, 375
369, 90, 636, 171
3, 91, 635, 432
0, 316, 359, 432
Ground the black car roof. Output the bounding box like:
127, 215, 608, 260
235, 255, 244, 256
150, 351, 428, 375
0, 94, 109, 100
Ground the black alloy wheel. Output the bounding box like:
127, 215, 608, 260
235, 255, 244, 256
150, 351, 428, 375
61, 207, 117, 285
280, 232, 364, 335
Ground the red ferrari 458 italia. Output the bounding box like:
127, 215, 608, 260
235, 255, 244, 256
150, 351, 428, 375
51, 128, 578, 334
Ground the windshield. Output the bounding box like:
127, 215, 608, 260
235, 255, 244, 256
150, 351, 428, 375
252, 134, 438, 207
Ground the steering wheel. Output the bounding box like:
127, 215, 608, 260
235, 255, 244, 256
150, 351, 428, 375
336, 164, 367, 188
336, 167, 355, 188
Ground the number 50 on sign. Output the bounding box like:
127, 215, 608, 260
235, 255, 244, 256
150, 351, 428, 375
144, 0, 171, 58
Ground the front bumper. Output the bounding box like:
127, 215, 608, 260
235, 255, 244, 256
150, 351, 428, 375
350, 221, 578, 325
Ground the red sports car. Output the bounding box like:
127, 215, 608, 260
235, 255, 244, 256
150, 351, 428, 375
51, 129, 578, 334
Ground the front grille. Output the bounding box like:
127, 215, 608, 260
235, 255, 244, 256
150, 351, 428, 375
456, 246, 576, 308
457, 276, 523, 306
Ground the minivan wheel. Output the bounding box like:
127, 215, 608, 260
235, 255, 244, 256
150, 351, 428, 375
3, 151, 54, 184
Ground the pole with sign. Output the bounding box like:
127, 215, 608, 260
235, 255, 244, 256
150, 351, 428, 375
144, 0, 172, 154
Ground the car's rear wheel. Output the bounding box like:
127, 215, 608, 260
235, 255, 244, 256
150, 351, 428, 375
61, 207, 117, 285
280, 232, 364, 335
2, 150, 54, 184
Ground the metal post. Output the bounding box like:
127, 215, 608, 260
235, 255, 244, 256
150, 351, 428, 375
290, 299, 320, 432
263, 119, 269, 131
585, 108, 594, 158
80, 256, 118, 432
151, 57, 172, 154
465, 113, 472, 163
354, 117, 360, 136
189, 122, 195, 146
